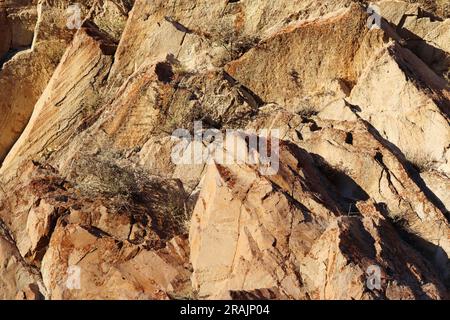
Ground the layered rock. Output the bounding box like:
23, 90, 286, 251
224, 4, 374, 112
0, 219, 45, 299
189, 138, 448, 299
0, 0, 448, 300
190, 142, 341, 299
0, 0, 130, 161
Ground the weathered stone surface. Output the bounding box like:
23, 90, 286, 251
0, 0, 130, 162
347, 43, 450, 175
301, 209, 448, 300
377, 0, 450, 67
0, 219, 45, 299
190, 143, 341, 299
0, 0, 449, 300
41, 224, 191, 299
190, 141, 448, 299
225, 4, 377, 112
420, 171, 450, 213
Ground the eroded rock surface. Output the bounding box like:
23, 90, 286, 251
0, 0, 448, 300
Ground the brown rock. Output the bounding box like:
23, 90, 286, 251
0, 0, 448, 300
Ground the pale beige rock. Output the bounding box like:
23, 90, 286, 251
0, 0, 130, 162
41, 224, 191, 299
348, 43, 450, 175
224, 4, 382, 112
377, 0, 450, 55
318, 99, 359, 122
190, 141, 449, 299
1, 25, 116, 177
222, 1, 450, 175
190, 157, 336, 299
420, 171, 450, 213
0, 220, 46, 299
301, 207, 447, 300
296, 119, 450, 273
0, 0, 449, 300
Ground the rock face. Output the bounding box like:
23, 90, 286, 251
0, 0, 131, 161
0, 0, 449, 300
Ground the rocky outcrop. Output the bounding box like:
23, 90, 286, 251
190, 142, 341, 299
0, 0, 131, 161
225, 4, 374, 112
0, 0, 448, 300
0, 219, 45, 299
189, 135, 448, 299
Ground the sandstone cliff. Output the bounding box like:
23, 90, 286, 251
0, 0, 449, 300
